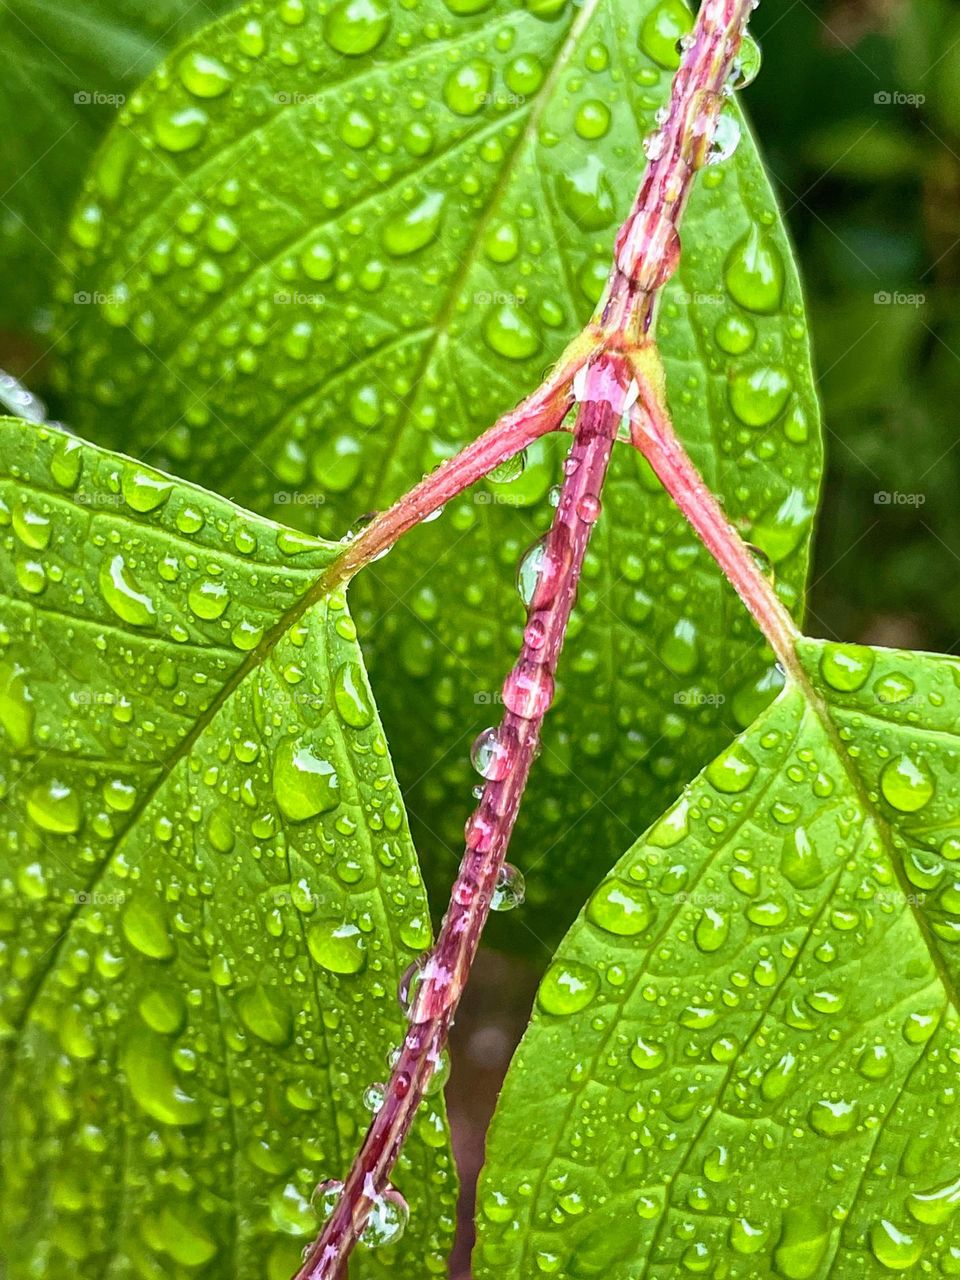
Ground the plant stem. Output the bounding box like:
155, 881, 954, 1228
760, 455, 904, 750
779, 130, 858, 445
627, 347, 800, 677
294, 354, 635, 1280
322, 334, 595, 589
600, 0, 759, 345
293, 3, 764, 1275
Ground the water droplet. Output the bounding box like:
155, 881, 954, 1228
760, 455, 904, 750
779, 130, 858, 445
587, 880, 654, 935
630, 1036, 665, 1071
706, 110, 741, 165
0, 661, 34, 749
706, 743, 757, 793
179, 50, 232, 98
238, 984, 292, 1046
906, 1175, 960, 1225
574, 99, 610, 140
725, 225, 785, 314
12, 500, 50, 549
324, 0, 390, 55
308, 919, 366, 974
27, 779, 81, 834
311, 1179, 344, 1221
880, 754, 935, 813
556, 156, 615, 230
99, 554, 156, 626
334, 661, 374, 727
781, 826, 825, 889
384, 190, 445, 256
729, 366, 793, 426
153, 105, 208, 153
359, 1187, 409, 1249
502, 660, 554, 719
123, 1031, 201, 1125
730, 34, 763, 89
694, 906, 729, 952
538, 961, 598, 1016
363, 1081, 386, 1113
273, 737, 340, 820
774, 1205, 830, 1279
639, 0, 693, 69
444, 59, 492, 116
492, 863, 525, 912
188, 579, 229, 620
819, 643, 874, 692
122, 466, 172, 512
869, 1219, 922, 1271
484, 303, 541, 361
471, 726, 512, 781
660, 618, 700, 676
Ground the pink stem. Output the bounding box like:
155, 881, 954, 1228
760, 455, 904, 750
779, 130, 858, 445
628, 360, 799, 675
323, 340, 593, 589
295, 354, 637, 1280
601, 0, 759, 344
291, 5, 763, 1276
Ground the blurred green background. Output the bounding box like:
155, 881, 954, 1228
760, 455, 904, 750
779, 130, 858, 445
749, 0, 960, 656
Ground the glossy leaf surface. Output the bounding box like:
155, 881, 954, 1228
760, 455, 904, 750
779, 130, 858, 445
0, 418, 454, 1279
55, 0, 822, 948
478, 637, 960, 1277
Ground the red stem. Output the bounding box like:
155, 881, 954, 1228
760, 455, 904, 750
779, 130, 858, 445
628, 356, 799, 674
295, 354, 635, 1280
325, 337, 593, 587
601, 0, 759, 344
293, 2, 762, 1274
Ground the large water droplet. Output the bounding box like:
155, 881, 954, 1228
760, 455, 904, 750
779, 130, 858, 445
869, 1219, 922, 1271
324, 0, 390, 55
538, 961, 598, 1016
880, 754, 935, 813
273, 737, 340, 820
99, 554, 156, 626
725, 225, 785, 314
308, 919, 366, 974
383, 190, 444, 256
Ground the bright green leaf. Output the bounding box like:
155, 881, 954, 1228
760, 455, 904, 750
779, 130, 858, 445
477, 636, 960, 1277
0, 418, 454, 1278
54, 0, 822, 949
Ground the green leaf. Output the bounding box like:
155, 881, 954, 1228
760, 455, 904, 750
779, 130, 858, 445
55, 0, 822, 949
0, 0, 239, 334
0, 418, 454, 1278
477, 636, 960, 1277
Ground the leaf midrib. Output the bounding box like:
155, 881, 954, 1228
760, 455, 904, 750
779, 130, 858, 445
9, 480, 354, 1031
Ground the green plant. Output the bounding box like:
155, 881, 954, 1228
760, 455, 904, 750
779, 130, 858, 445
1, 1, 958, 1278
